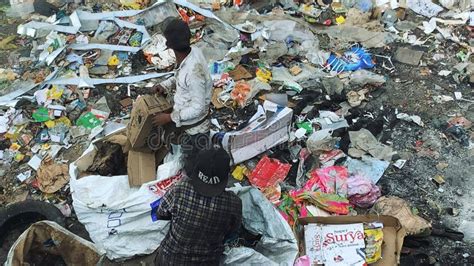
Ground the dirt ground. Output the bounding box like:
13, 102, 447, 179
0, 5, 473, 266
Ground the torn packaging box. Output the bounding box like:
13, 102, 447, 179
127, 149, 156, 187
222, 106, 293, 164
127, 94, 172, 149
297, 215, 406, 266
75, 130, 158, 187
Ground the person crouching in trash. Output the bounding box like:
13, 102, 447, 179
155, 147, 243, 265
151, 18, 212, 160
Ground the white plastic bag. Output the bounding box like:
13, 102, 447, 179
156, 144, 183, 181
69, 143, 170, 260
226, 187, 299, 265
70, 137, 297, 262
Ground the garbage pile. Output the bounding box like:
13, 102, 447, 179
0, 0, 473, 264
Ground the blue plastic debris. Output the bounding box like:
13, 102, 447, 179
326, 46, 375, 73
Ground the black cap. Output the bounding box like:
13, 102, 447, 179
162, 17, 191, 52
186, 148, 230, 197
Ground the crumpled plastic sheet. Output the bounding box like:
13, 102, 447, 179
344, 156, 390, 184
228, 186, 299, 266
347, 175, 381, 208
262, 19, 315, 42
322, 26, 397, 48
224, 247, 277, 265
349, 69, 386, 86
349, 129, 394, 161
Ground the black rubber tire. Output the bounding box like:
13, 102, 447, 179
0, 200, 65, 245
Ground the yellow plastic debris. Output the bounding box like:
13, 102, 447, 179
41, 143, 51, 150
14, 153, 25, 162
120, 0, 144, 9
55, 116, 72, 127
336, 16, 346, 25
47, 86, 64, 100
232, 165, 249, 181
108, 55, 120, 66
256, 68, 272, 83
45, 120, 56, 128
10, 143, 21, 151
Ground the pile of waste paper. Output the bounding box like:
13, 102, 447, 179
0, 0, 472, 264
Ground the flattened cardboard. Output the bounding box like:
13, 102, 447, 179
222, 106, 293, 164
127, 149, 156, 187
127, 94, 171, 149
297, 215, 406, 266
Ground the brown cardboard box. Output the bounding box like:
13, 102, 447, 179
127, 149, 157, 187
297, 215, 406, 266
127, 94, 172, 149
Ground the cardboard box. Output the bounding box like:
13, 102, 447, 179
297, 215, 406, 266
221, 103, 293, 164
127, 149, 157, 187
127, 94, 171, 149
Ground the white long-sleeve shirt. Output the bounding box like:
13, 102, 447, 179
160, 47, 212, 135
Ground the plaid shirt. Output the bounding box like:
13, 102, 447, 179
156, 178, 242, 265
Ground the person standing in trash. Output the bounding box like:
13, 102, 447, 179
151, 18, 212, 159
155, 147, 242, 266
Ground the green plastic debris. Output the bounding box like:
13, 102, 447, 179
32, 107, 50, 122
456, 51, 467, 62
297, 121, 313, 135
76, 112, 101, 129
283, 80, 303, 93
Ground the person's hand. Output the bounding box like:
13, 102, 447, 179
150, 85, 165, 94
152, 113, 172, 126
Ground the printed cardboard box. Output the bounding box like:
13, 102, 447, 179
127, 94, 171, 149
297, 215, 406, 266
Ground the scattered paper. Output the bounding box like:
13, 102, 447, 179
17, 170, 32, 182
37, 163, 70, 193
438, 70, 452, 76
397, 113, 424, 126
393, 159, 407, 169
46, 72, 173, 87
454, 91, 462, 100
27, 155, 43, 171
407, 0, 443, 18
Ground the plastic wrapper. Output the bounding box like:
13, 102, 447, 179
305, 166, 348, 196
364, 223, 384, 264
248, 156, 291, 188
256, 67, 272, 83
230, 81, 251, 107
261, 184, 282, 204
326, 46, 374, 73
292, 190, 350, 215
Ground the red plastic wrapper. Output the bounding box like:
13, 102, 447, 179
304, 166, 348, 196
248, 156, 291, 188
